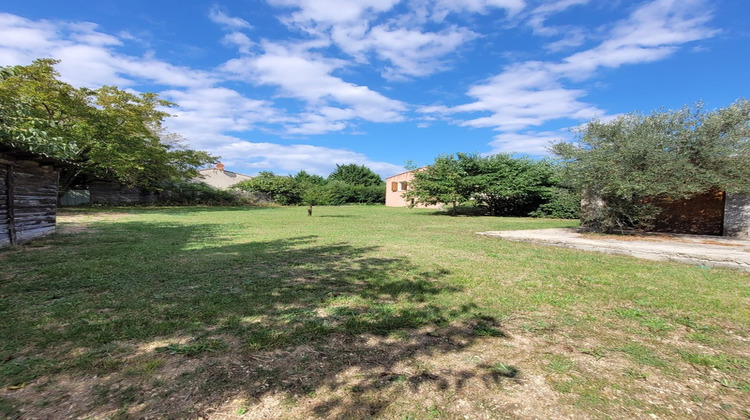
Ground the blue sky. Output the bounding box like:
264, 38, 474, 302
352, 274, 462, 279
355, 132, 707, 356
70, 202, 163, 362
1, 0, 748, 178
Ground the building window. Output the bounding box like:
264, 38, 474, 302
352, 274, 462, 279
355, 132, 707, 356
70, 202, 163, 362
398, 181, 408, 191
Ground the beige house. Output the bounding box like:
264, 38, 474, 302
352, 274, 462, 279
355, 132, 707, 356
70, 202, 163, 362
194, 163, 253, 189
385, 169, 440, 208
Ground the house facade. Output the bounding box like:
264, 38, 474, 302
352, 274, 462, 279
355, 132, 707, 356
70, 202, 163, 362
385, 169, 440, 208
194, 163, 253, 189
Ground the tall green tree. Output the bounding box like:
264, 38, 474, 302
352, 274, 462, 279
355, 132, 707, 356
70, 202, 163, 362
467, 154, 555, 216
327, 163, 383, 186
406, 154, 470, 215
407, 153, 558, 216
0, 59, 216, 193
552, 99, 750, 231
233, 171, 301, 205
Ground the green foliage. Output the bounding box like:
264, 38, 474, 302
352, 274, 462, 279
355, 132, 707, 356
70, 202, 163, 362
407, 153, 560, 216
407, 154, 470, 214
301, 183, 331, 207
160, 181, 250, 206
0, 59, 216, 193
468, 154, 555, 216
529, 187, 581, 219
233, 171, 301, 205
325, 181, 384, 205
0, 60, 80, 160
234, 167, 385, 206
328, 163, 383, 186
293, 170, 326, 186
552, 100, 750, 231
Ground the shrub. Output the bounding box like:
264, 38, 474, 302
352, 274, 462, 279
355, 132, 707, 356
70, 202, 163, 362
159, 181, 253, 206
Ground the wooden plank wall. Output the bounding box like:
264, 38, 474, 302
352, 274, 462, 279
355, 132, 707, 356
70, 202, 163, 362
0, 154, 60, 247
652, 191, 726, 236
0, 160, 10, 247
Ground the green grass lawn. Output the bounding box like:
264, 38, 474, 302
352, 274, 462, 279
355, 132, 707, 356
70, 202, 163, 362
1, 206, 748, 419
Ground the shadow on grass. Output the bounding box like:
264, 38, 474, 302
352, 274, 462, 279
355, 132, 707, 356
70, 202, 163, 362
0, 220, 510, 419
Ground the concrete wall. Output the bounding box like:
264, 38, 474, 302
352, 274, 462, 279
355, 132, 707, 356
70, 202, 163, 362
724, 193, 750, 238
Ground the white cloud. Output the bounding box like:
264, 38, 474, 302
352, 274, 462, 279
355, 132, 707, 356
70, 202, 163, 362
269, 0, 400, 26
488, 130, 570, 156
534, 0, 589, 14
0, 13, 217, 89
423, 0, 716, 138
556, 0, 717, 78
210, 139, 404, 177
266, 0, 509, 79
525, 0, 590, 51
208, 7, 252, 30
68, 22, 123, 46
221, 31, 255, 54
221, 41, 407, 129
161, 88, 284, 147
0, 12, 404, 177
424, 61, 603, 131
429, 0, 526, 21
363, 24, 478, 78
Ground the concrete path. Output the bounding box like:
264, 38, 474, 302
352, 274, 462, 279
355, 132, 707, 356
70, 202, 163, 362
478, 228, 750, 272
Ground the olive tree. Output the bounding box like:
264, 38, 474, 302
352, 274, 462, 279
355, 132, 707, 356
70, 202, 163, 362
552, 99, 750, 232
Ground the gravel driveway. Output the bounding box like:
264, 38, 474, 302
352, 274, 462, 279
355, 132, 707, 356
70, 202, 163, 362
478, 228, 750, 272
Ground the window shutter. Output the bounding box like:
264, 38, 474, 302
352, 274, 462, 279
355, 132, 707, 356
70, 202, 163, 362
391, 182, 398, 192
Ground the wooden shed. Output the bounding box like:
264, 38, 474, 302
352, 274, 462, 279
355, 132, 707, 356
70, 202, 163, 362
1, 148, 62, 247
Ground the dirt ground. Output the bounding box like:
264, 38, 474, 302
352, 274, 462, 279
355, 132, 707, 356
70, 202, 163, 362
478, 228, 750, 272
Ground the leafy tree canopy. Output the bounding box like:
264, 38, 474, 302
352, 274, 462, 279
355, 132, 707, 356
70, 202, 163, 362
406, 154, 469, 214
0, 59, 216, 192
407, 153, 557, 216
293, 170, 326, 186
327, 163, 383, 187
552, 99, 750, 231
233, 171, 301, 205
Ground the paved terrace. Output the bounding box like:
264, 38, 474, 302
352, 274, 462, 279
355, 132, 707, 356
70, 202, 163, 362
478, 228, 750, 272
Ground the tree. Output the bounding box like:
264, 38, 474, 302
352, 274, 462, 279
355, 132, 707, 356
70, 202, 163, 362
295, 170, 328, 215
233, 171, 301, 205
0, 59, 216, 193
301, 183, 330, 216
293, 170, 326, 186
552, 100, 750, 231
327, 163, 383, 186
466, 154, 555, 216
407, 153, 558, 216
0, 60, 82, 161
406, 154, 470, 215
